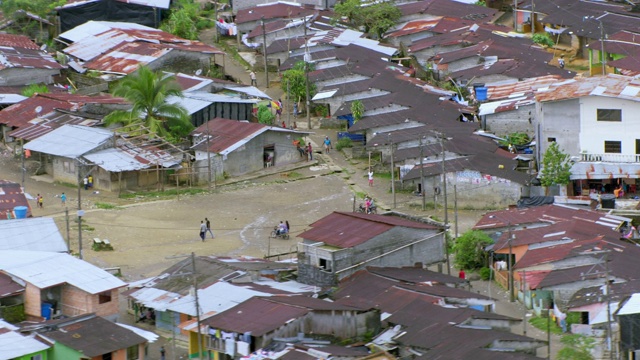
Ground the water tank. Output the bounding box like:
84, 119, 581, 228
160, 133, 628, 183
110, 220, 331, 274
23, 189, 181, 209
41, 303, 53, 320
13, 206, 28, 219
475, 87, 488, 101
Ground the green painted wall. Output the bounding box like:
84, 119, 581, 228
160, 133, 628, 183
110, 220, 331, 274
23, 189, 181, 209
14, 349, 47, 360
49, 342, 83, 360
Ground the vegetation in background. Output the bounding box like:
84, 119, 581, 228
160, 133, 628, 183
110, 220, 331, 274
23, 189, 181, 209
335, 137, 353, 151
334, 0, 401, 39
532, 33, 554, 47
351, 100, 364, 123
104, 65, 193, 142
160, 0, 199, 40
257, 105, 275, 125
558, 334, 595, 360
499, 132, 530, 147
540, 142, 572, 187
453, 230, 494, 270
281, 61, 317, 114
21, 83, 49, 97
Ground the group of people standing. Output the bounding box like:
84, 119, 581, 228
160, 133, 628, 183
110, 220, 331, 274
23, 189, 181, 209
83, 175, 94, 190
199, 218, 215, 241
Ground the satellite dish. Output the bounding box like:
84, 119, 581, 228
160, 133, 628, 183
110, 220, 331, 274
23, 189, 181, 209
195, 69, 203, 76
40, 44, 47, 51
35, 106, 42, 113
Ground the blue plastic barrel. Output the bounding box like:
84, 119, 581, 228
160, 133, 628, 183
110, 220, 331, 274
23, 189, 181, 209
13, 206, 28, 219
475, 87, 488, 101
41, 303, 52, 320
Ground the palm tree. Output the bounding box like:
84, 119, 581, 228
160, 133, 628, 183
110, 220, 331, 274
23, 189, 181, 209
104, 65, 193, 140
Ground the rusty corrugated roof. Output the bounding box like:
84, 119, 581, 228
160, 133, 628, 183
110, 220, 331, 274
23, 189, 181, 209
299, 212, 437, 248
0, 180, 31, 219
535, 74, 640, 103
0, 34, 40, 49
8, 110, 101, 141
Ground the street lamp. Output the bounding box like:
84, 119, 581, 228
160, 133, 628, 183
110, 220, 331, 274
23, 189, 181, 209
77, 210, 85, 259
489, 215, 515, 302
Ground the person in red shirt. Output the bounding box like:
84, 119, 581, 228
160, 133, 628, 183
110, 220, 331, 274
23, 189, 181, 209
458, 269, 466, 280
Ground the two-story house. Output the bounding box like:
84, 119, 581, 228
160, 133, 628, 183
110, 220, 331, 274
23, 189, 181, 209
535, 74, 640, 196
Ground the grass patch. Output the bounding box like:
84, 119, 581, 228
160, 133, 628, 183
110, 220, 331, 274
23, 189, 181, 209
119, 188, 210, 199
54, 181, 78, 189
529, 316, 563, 335
217, 40, 251, 69
95, 202, 120, 210
354, 190, 367, 199
408, 202, 436, 210
372, 171, 391, 179
287, 171, 303, 178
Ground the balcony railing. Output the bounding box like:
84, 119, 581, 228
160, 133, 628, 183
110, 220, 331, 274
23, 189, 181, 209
580, 153, 640, 163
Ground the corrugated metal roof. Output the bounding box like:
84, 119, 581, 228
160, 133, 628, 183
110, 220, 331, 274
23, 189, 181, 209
617, 293, 640, 315
299, 212, 437, 248
166, 282, 270, 316
202, 297, 311, 336
0, 272, 24, 298
24, 124, 112, 158
223, 85, 271, 100
185, 91, 260, 104
8, 110, 100, 141
191, 118, 267, 155
0, 250, 126, 293
0, 329, 49, 358
536, 74, 640, 103
63, 22, 222, 64
166, 94, 211, 115
0, 180, 31, 219
0, 34, 41, 49
0, 94, 26, 104
59, 20, 157, 43
0, 218, 67, 252
84, 145, 180, 172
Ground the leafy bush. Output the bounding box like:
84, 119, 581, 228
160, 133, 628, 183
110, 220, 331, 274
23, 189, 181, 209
479, 267, 493, 280
499, 132, 530, 147
257, 105, 274, 125
453, 230, 494, 270
532, 33, 554, 47
335, 137, 353, 151
21, 83, 49, 97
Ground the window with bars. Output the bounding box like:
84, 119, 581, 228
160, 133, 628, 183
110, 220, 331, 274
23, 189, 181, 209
604, 141, 621, 153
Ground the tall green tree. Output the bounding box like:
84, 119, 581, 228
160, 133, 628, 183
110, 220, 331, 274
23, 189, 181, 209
454, 230, 494, 270
334, 0, 401, 38
540, 142, 572, 187
160, 0, 199, 40
104, 65, 193, 141
281, 61, 316, 112
351, 100, 364, 123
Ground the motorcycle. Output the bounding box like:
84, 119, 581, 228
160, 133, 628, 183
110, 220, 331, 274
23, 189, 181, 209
270, 226, 290, 240
357, 203, 377, 214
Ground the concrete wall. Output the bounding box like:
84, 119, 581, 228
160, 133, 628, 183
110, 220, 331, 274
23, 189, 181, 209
0, 68, 59, 86
297, 227, 444, 286
484, 104, 535, 137
536, 98, 580, 162
23, 283, 42, 319
406, 171, 524, 209
578, 96, 640, 156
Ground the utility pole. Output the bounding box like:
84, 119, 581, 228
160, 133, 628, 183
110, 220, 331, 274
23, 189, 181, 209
508, 223, 515, 302
206, 120, 211, 191
604, 252, 614, 360
287, 79, 291, 128
76, 159, 83, 259
599, 19, 606, 76
78, 209, 84, 259
420, 136, 425, 211
522, 270, 527, 335
20, 139, 25, 192
439, 133, 450, 275
531, 0, 535, 35
213, 0, 218, 43
388, 133, 396, 208
65, 208, 70, 251
304, 16, 311, 129
261, 16, 269, 88
454, 184, 458, 245
191, 252, 204, 360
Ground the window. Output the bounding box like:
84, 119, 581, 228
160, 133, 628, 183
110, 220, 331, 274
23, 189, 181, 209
31, 355, 42, 360
102, 353, 112, 360
62, 161, 75, 174
547, 137, 556, 142
98, 290, 112, 304
604, 141, 621, 153
597, 109, 622, 122
319, 258, 332, 272
636, 139, 640, 154
127, 345, 139, 360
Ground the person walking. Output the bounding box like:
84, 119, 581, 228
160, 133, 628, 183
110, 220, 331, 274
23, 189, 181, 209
249, 71, 257, 86
61, 192, 67, 207
36, 194, 42, 208
368, 169, 374, 187
205, 218, 215, 239
199, 221, 207, 242
160, 346, 166, 360
307, 142, 313, 161
83, 177, 89, 190
323, 136, 332, 154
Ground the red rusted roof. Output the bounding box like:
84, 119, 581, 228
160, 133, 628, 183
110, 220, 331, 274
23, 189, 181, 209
0, 34, 40, 50
8, 110, 101, 141
386, 18, 442, 38
482, 75, 563, 101
0, 46, 63, 71
298, 211, 437, 248
0, 180, 31, 219
0, 93, 126, 129
0, 271, 24, 296
202, 297, 310, 336
535, 74, 640, 103
191, 118, 267, 154
397, 0, 497, 20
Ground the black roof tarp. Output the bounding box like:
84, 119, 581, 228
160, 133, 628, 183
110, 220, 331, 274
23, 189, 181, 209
58, 0, 162, 33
